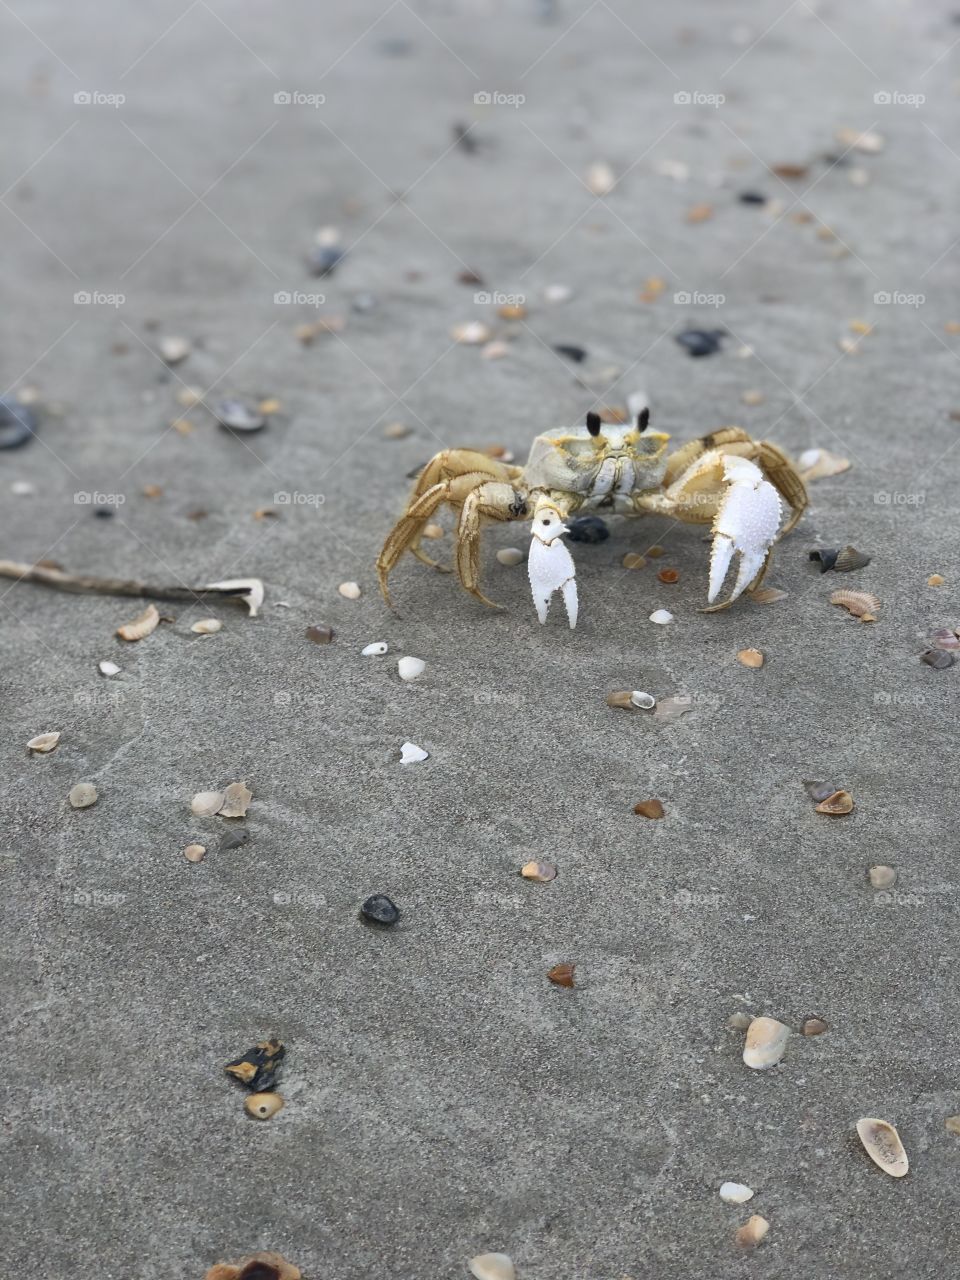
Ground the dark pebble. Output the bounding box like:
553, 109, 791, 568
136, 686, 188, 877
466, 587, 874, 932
220, 830, 249, 851
216, 399, 265, 433
225, 1037, 284, 1091
675, 329, 725, 358
306, 624, 334, 645
93, 507, 115, 520
566, 515, 610, 544
738, 191, 767, 205
553, 343, 587, 363
0, 397, 37, 449
452, 123, 478, 154
809, 548, 840, 573
360, 894, 400, 926
306, 245, 344, 277
458, 269, 485, 286
921, 648, 955, 669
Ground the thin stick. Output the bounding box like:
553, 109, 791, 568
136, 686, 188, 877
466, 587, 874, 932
0, 560, 257, 608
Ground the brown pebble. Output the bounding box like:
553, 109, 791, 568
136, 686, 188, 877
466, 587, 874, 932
521, 861, 557, 882
657, 567, 679, 584
646, 545, 665, 558
547, 963, 575, 988
183, 844, 206, 863
737, 648, 764, 668
622, 553, 646, 569
928, 574, 945, 587
306, 625, 334, 645
245, 1092, 284, 1120
802, 1017, 829, 1037
634, 799, 665, 819
815, 789, 854, 815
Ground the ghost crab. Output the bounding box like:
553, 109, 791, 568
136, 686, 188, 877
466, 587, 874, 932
377, 395, 807, 627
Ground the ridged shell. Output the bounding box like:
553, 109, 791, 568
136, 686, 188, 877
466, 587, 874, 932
219, 781, 252, 818
856, 1117, 908, 1177
830, 589, 880, 618
743, 1016, 790, 1069
521, 861, 557, 882
191, 790, 225, 817
116, 603, 160, 641
930, 628, 960, 650
815, 789, 854, 815
749, 586, 787, 604
834, 545, 872, 573
27, 731, 60, 753
737, 648, 764, 668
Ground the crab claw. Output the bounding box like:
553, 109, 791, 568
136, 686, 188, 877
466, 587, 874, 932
708, 457, 782, 605
528, 507, 578, 628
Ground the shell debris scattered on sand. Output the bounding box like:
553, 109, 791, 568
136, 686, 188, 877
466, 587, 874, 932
204, 1252, 301, 1280
116, 603, 160, 641
634, 799, 665, 819
98, 660, 121, 676
630, 691, 656, 709
868, 865, 896, 889
654, 695, 694, 723
191, 618, 222, 634
400, 742, 428, 764
547, 963, 576, 988
830, 589, 879, 620
856, 1117, 909, 1177
521, 861, 557, 882
206, 578, 264, 616
191, 790, 225, 817
468, 1253, 515, 1280
451, 321, 492, 345
27, 731, 60, 753
719, 1181, 754, 1204
743, 1016, 790, 1069
496, 547, 524, 566
183, 843, 206, 863
750, 586, 787, 604
802, 1017, 829, 1036
797, 447, 850, 481
649, 609, 674, 625
736, 648, 764, 668
338, 581, 361, 599
398, 656, 426, 682
219, 782, 252, 818
815, 789, 854, 815
245, 1092, 284, 1120
362, 642, 388, 656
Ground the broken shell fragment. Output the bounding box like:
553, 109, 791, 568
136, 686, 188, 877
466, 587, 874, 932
398, 656, 426, 682
719, 1182, 754, 1204
630, 691, 656, 709
798, 447, 851, 481
338, 581, 361, 599
159, 335, 191, 364
362, 642, 388, 656
191, 618, 222, 634
856, 1117, 908, 1177
736, 648, 764, 668
220, 782, 252, 818
809, 547, 840, 573
653, 695, 694, 723
27, 731, 61, 753
930, 628, 960, 650
521, 861, 557, 882
649, 608, 674, 624
205, 578, 264, 616
69, 782, 98, 809
802, 1017, 829, 1037
183, 843, 206, 863
830, 589, 880, 619
400, 741, 428, 764
191, 790, 225, 817
868, 865, 896, 889
633, 799, 665, 819
547, 963, 576, 988
815, 789, 854, 815
496, 547, 524, 566
245, 1092, 284, 1120
803, 780, 837, 803
735, 1215, 770, 1248
204, 1251, 301, 1280
834, 545, 872, 573
749, 586, 787, 604
922, 648, 955, 669
928, 573, 945, 587
468, 1254, 515, 1280
743, 1016, 790, 1069
945, 1116, 960, 1137
98, 660, 121, 676
116, 603, 160, 641
225, 1038, 285, 1091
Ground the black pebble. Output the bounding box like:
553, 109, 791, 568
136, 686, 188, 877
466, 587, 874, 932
566, 515, 610, 544
675, 329, 725, 358
220, 830, 249, 851
0, 397, 37, 449
921, 649, 955, 670
93, 507, 115, 520
738, 191, 767, 205
553, 343, 587, 363
307, 245, 344, 277
360, 894, 400, 926
809, 548, 840, 573
215, 399, 265, 434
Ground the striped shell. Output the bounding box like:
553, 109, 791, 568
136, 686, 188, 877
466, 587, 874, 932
830, 589, 880, 619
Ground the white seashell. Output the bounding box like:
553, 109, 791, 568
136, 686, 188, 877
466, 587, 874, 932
496, 547, 524, 566
191, 790, 225, 817
11, 480, 34, 495
69, 782, 98, 809
400, 742, 428, 764
219, 781, 252, 818
719, 1181, 755, 1204
544, 283, 572, 304
630, 691, 656, 709
451, 321, 491, 345
338, 581, 361, 599
649, 609, 674, 624
743, 1016, 790, 1069
116, 603, 160, 641
362, 642, 388, 656
27, 731, 61, 753
98, 660, 120, 676
856, 1117, 908, 1177
398, 656, 425, 682
586, 160, 616, 195
205, 578, 264, 616
159, 335, 191, 364
656, 158, 689, 182
468, 1254, 515, 1280
191, 618, 222, 634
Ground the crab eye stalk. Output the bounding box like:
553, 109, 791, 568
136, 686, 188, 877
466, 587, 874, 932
637, 407, 650, 431
586, 411, 602, 437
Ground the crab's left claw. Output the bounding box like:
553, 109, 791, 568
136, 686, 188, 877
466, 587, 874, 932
528, 508, 578, 628
708, 457, 782, 606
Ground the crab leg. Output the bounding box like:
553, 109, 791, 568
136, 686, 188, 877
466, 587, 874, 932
708, 457, 782, 605
527, 504, 578, 628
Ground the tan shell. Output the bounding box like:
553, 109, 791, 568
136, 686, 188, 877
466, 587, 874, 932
27, 731, 61, 753
183, 844, 206, 863
736, 648, 764, 668
735, 1215, 770, 1247
606, 691, 636, 709
945, 1116, 960, 1137
798, 447, 851, 481
634, 799, 665, 819
928, 573, 945, 587
743, 1016, 790, 1069
622, 552, 646, 569
69, 782, 98, 809
205, 1253, 301, 1280
547, 963, 576, 988
749, 586, 788, 604
468, 1254, 516, 1280
191, 618, 222, 634
220, 781, 252, 818
521, 861, 557, 882
868, 865, 896, 889
245, 1091, 284, 1120
830, 589, 880, 618
191, 790, 225, 817
815, 789, 854, 815
116, 603, 160, 641
802, 1017, 829, 1037
856, 1117, 908, 1177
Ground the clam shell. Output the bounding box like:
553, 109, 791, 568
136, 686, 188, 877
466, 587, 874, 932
649, 608, 674, 624
743, 1016, 790, 1069
547, 963, 575, 988
856, 1117, 908, 1177
27, 731, 61, 753
735, 1215, 770, 1247
737, 648, 764, 668
468, 1254, 515, 1280
245, 1091, 284, 1120
183, 844, 206, 863
116, 603, 160, 641
496, 547, 524, 566
220, 781, 252, 818
191, 790, 225, 817
815, 789, 854, 815
719, 1181, 754, 1204
630, 691, 656, 709
521, 861, 557, 882
922, 648, 955, 669
802, 1017, 829, 1036
191, 618, 222, 634
634, 799, 665, 819
749, 586, 787, 604
586, 160, 616, 195
398, 656, 426, 682
930, 628, 960, 650
830, 589, 880, 618
362, 642, 388, 656
868, 865, 896, 889
834, 545, 871, 573
69, 782, 98, 809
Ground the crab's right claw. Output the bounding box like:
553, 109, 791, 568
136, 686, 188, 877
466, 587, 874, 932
708, 457, 782, 606
527, 512, 578, 628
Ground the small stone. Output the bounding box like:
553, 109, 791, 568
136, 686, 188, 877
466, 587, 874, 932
362, 641, 388, 656
306, 244, 344, 277
27, 731, 60, 753
497, 547, 524, 566
737, 648, 764, 668
360, 894, 400, 926
869, 865, 897, 889
497, 303, 526, 320
676, 329, 724, 358
400, 742, 428, 764
451, 321, 491, 345
0, 398, 38, 449
566, 515, 609, 543
802, 1017, 829, 1037
383, 421, 410, 439
738, 191, 767, 205
634, 799, 665, 819
258, 398, 282, 415
741, 389, 765, 406
553, 343, 587, 363
159, 336, 191, 364
306, 624, 334, 645
735, 1215, 770, 1248
191, 790, 225, 817
245, 1092, 284, 1120
183, 844, 206, 863
338, 581, 361, 599
398, 656, 425, 682
922, 648, 955, 669
622, 552, 646, 569
521, 861, 557, 882
544, 283, 572, 304
649, 609, 674, 624
585, 160, 616, 195
719, 1181, 755, 1204
98, 660, 120, 676
547, 963, 576, 988
215, 399, 265, 433
69, 783, 98, 809
93, 506, 114, 519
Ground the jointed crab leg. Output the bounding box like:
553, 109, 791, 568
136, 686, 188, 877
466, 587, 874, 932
455, 481, 528, 609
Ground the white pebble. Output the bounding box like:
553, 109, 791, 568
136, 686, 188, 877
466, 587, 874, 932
719, 1181, 755, 1204
159, 335, 191, 364
630, 691, 656, 709
400, 741, 428, 764
338, 581, 361, 599
496, 547, 524, 566
398, 656, 425, 682
649, 609, 674, 624
98, 660, 121, 677
544, 283, 572, 304
362, 642, 388, 656
11, 480, 34, 496
190, 618, 222, 634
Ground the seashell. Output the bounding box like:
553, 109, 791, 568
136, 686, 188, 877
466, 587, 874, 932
547, 963, 575, 988
749, 585, 787, 604
191, 618, 222, 634
837, 126, 885, 153
868, 865, 896, 889
830, 589, 880, 618
205, 578, 264, 617
928, 573, 945, 587
630, 691, 655, 709
220, 782, 252, 818
815, 789, 854, 815
69, 782, 98, 809
451, 321, 492, 345
468, 1254, 515, 1280
98, 660, 120, 676
192, 790, 225, 817
802, 1017, 829, 1036
649, 608, 674, 624
736, 648, 764, 668
338, 581, 361, 599
27, 731, 60, 753
521, 861, 557, 882
633, 799, 665, 819
657, 567, 679, 584
183, 844, 206, 863
622, 552, 646, 569
362, 642, 388, 656
306, 624, 334, 645
586, 160, 616, 195
735, 1215, 770, 1248
654, 695, 694, 722
496, 547, 524, 566
205, 1251, 301, 1280
606, 691, 635, 709
159, 335, 191, 364
743, 1016, 790, 1069
930, 628, 960, 650
482, 340, 509, 360
719, 1181, 754, 1204
398, 656, 426, 682
116, 603, 160, 641
741, 389, 764, 406
856, 1117, 908, 1177
225, 1038, 285, 1090
646, 545, 665, 558
400, 742, 428, 764
804, 780, 836, 802
921, 648, 955, 669
945, 1116, 960, 1137
798, 447, 851, 481
834, 545, 871, 573
245, 1091, 284, 1120
809, 547, 840, 573
215, 398, 265, 434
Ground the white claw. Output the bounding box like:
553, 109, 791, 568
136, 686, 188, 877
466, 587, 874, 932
528, 508, 578, 628
707, 457, 782, 604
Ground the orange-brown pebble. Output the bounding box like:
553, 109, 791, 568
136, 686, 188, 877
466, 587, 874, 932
634, 799, 665, 819
547, 963, 576, 988
736, 648, 764, 668
657, 567, 679, 584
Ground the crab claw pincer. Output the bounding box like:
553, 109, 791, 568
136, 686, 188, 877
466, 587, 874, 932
528, 507, 578, 627
708, 456, 782, 604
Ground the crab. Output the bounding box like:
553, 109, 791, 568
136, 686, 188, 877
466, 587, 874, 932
376, 395, 808, 627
